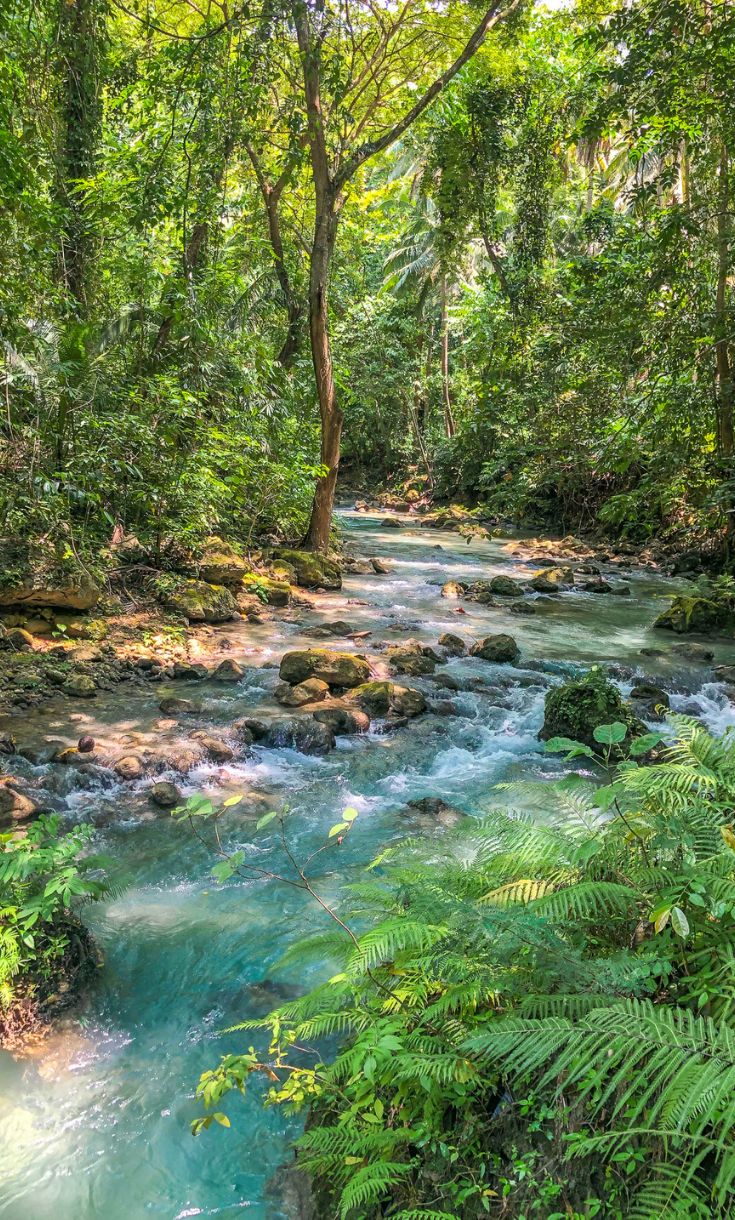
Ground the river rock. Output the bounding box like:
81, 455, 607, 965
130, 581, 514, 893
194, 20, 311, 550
149, 781, 181, 809
347, 680, 426, 719
114, 755, 145, 781
610, 584, 631, 596
162, 747, 202, 773
432, 672, 461, 691
312, 705, 370, 735
438, 632, 466, 656
211, 659, 245, 681
386, 642, 436, 676
531, 567, 574, 593
62, 674, 97, 698
190, 732, 234, 763
172, 661, 209, 680
159, 578, 238, 623
0, 778, 40, 826
540, 669, 645, 749
582, 579, 613, 594
0, 732, 16, 754
279, 649, 370, 689
654, 596, 733, 636
489, 575, 524, 598
670, 642, 715, 663
159, 696, 200, 715
381, 517, 402, 528
371, 558, 392, 574
264, 717, 335, 755
470, 634, 519, 663
630, 682, 670, 719
441, 581, 465, 599
464, 581, 497, 605
510, 600, 536, 615
275, 678, 329, 707
241, 574, 291, 606
714, 665, 735, 684
402, 797, 467, 829
303, 620, 355, 638
273, 549, 342, 590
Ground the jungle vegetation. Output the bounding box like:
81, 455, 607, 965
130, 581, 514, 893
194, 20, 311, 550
1, 0, 734, 558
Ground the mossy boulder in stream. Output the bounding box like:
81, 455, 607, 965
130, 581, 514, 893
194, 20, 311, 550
273, 549, 342, 590
279, 649, 370, 688
197, 536, 250, 586
347, 680, 426, 718
540, 669, 645, 749
157, 577, 238, 623
653, 595, 735, 636
241, 573, 291, 606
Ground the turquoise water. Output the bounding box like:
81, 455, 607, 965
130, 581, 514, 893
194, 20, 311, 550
2, 512, 735, 1218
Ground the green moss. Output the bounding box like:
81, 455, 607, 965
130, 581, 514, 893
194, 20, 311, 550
540, 669, 644, 749
653, 596, 734, 636
274, 549, 342, 590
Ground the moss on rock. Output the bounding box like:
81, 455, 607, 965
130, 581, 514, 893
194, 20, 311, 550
279, 649, 370, 688
273, 549, 342, 590
539, 669, 644, 749
653, 595, 734, 636
157, 577, 238, 623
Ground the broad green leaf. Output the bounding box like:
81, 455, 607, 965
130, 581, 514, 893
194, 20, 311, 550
629, 732, 666, 757
329, 822, 348, 838
223, 794, 243, 808
544, 736, 594, 758
342, 807, 359, 822
593, 722, 627, 745
671, 906, 690, 939
256, 810, 278, 830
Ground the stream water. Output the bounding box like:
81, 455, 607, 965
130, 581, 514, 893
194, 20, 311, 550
2, 511, 735, 1219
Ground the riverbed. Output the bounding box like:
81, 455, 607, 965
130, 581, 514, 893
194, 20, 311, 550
1, 511, 734, 1219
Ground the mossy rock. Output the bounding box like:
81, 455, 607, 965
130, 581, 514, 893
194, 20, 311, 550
273, 549, 342, 590
531, 566, 574, 593
0, 537, 100, 611
489, 575, 524, 598
157, 577, 237, 623
242, 573, 291, 606
279, 649, 370, 688
539, 669, 645, 749
653, 596, 735, 636
347, 680, 426, 718
198, 536, 250, 586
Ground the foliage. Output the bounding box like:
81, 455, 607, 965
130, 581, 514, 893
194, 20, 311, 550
0, 815, 106, 1011
192, 716, 735, 1216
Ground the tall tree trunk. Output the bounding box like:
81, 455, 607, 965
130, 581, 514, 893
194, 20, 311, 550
302, 199, 342, 551
440, 278, 456, 440
715, 145, 734, 458
55, 0, 104, 467
246, 144, 303, 367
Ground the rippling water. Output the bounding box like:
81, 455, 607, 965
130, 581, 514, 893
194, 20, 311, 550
1, 512, 734, 1218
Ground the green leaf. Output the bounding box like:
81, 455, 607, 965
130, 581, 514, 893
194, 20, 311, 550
593, 722, 627, 745
342, 807, 359, 822
256, 810, 278, 831
544, 736, 595, 758
329, 822, 349, 838
670, 905, 690, 939
629, 732, 666, 757
223, 794, 243, 808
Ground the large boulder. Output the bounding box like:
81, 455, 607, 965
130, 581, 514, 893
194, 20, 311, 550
470, 634, 519, 663
0, 778, 40, 828
275, 678, 329, 707
273, 549, 342, 590
198, 536, 250, 586
654, 596, 734, 636
386, 642, 437, 677
158, 578, 238, 623
531, 566, 574, 593
539, 669, 645, 749
279, 649, 370, 689
0, 537, 100, 611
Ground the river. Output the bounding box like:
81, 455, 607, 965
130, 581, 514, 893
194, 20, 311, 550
1, 510, 734, 1218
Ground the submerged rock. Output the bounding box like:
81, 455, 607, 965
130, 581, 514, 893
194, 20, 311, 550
630, 682, 670, 719
386, 642, 436, 677
273, 549, 342, 590
279, 649, 370, 689
540, 669, 644, 749
441, 580, 465, 599
114, 755, 145, 781
438, 632, 466, 656
654, 595, 733, 636
510, 600, 536, 616
402, 797, 467, 829
470, 634, 519, 663
172, 661, 209, 680
62, 674, 97, 698
158, 696, 200, 715
264, 717, 335, 755
312, 705, 370, 735
670, 642, 715, 663
190, 731, 234, 763
149, 781, 181, 809
303, 620, 355, 638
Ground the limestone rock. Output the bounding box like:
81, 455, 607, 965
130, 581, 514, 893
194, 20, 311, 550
158, 578, 238, 623
198, 537, 250, 586
264, 717, 335, 755
470, 634, 520, 663
489, 575, 524, 598
441, 580, 465, 599
190, 732, 234, 763
654, 596, 734, 636
275, 677, 330, 707
313, 705, 370, 735
531, 567, 575, 593
0, 778, 40, 826
279, 649, 370, 689
114, 755, 145, 781
0, 537, 100, 611
438, 632, 466, 656
149, 781, 181, 809
211, 659, 245, 681
172, 661, 209, 680
158, 696, 200, 715
273, 549, 342, 590
62, 674, 97, 698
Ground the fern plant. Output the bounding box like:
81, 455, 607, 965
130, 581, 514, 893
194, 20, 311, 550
193, 716, 735, 1217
